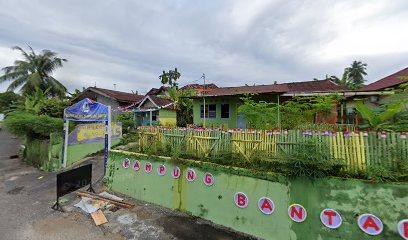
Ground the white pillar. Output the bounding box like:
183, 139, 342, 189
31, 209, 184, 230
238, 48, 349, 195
62, 113, 69, 168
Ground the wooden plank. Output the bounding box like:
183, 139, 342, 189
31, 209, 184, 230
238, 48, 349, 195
91, 210, 108, 226
192, 136, 219, 140
231, 139, 262, 143
77, 191, 134, 208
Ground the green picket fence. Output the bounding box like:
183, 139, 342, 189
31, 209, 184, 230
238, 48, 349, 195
137, 127, 408, 174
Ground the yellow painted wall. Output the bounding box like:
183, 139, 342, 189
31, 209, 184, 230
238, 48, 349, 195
159, 109, 177, 126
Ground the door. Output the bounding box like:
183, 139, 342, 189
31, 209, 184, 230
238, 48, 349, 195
237, 113, 247, 129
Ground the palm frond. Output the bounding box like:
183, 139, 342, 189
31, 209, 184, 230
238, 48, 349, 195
1, 46, 67, 97
6, 75, 28, 91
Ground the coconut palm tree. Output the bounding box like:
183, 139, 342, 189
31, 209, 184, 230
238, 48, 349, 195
348, 61, 367, 87
0, 46, 68, 98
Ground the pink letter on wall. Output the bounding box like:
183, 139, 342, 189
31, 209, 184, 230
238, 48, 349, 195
234, 192, 248, 208
258, 197, 274, 215
157, 164, 166, 176
288, 204, 307, 222
203, 173, 214, 186
320, 209, 342, 229
358, 214, 383, 235
133, 160, 140, 171
186, 169, 196, 182
144, 162, 152, 173
398, 219, 408, 239
122, 158, 130, 169
171, 166, 180, 179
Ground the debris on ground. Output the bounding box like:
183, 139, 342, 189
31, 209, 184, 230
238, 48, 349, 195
74, 190, 134, 226
37, 176, 44, 179
99, 191, 124, 201
74, 197, 100, 214
91, 210, 108, 226
77, 190, 134, 208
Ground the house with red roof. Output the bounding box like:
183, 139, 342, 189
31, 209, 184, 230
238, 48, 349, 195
360, 67, 408, 91
189, 80, 349, 128
72, 87, 144, 117
133, 94, 177, 127
341, 67, 408, 124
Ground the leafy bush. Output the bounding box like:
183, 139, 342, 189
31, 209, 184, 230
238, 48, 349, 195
0, 91, 23, 113
238, 94, 342, 129
275, 139, 344, 177
115, 113, 134, 134
120, 131, 138, 145
38, 98, 69, 118
365, 165, 396, 183
4, 111, 63, 139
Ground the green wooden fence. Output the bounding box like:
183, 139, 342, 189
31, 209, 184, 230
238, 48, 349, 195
137, 127, 408, 173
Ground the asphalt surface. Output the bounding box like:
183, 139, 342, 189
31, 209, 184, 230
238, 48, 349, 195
0, 130, 254, 240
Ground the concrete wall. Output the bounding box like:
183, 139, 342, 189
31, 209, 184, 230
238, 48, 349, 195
107, 150, 408, 240
66, 139, 120, 166
96, 95, 120, 118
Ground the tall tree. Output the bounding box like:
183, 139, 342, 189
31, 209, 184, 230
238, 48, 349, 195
316, 61, 367, 90
0, 46, 68, 98
0, 91, 23, 113
329, 67, 350, 87
348, 60, 367, 87
159, 68, 180, 88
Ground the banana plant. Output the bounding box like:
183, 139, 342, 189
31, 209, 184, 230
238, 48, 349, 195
355, 100, 406, 130
23, 87, 51, 114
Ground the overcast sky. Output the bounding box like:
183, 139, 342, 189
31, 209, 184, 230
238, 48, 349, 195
0, 0, 407, 94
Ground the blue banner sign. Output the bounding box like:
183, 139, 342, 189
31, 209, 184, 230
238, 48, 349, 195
64, 98, 108, 122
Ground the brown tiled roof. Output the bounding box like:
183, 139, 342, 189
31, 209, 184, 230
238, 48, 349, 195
360, 67, 408, 91
146, 86, 169, 96
180, 83, 218, 91
286, 80, 348, 93
139, 95, 175, 109
201, 80, 347, 97
89, 87, 144, 103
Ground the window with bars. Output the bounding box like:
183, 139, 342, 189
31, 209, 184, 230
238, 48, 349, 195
200, 104, 216, 118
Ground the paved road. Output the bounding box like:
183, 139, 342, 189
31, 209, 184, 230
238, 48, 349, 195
0, 130, 123, 240
0, 130, 253, 240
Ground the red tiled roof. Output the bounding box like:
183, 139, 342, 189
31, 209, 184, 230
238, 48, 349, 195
360, 67, 408, 91
89, 87, 144, 103
180, 83, 218, 91
286, 80, 348, 93
201, 80, 347, 97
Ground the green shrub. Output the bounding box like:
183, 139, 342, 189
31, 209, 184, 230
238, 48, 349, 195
275, 139, 344, 177
115, 113, 134, 134
0, 91, 23, 113
38, 98, 69, 118
4, 111, 63, 139
365, 165, 396, 183
120, 131, 138, 145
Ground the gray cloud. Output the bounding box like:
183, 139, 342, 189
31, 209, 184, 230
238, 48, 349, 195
0, 0, 407, 94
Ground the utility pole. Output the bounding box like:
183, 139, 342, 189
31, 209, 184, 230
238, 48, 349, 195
277, 95, 281, 129
202, 73, 206, 128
